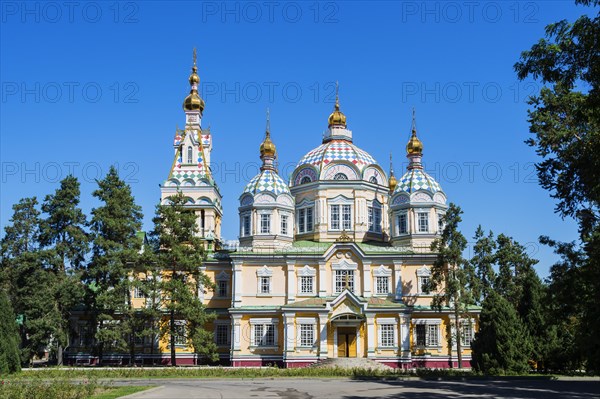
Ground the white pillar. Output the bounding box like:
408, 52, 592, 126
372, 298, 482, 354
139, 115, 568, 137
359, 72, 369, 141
283, 313, 295, 359
318, 313, 328, 359
231, 314, 242, 353
393, 260, 403, 301
366, 314, 375, 358
401, 316, 410, 352
363, 261, 372, 298
232, 261, 242, 307
318, 261, 327, 297
287, 261, 296, 303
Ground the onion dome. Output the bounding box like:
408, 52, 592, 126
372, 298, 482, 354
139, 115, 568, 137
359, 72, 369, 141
183, 49, 205, 113
406, 108, 423, 155
389, 153, 398, 192
259, 109, 277, 157
328, 82, 347, 128
243, 169, 291, 197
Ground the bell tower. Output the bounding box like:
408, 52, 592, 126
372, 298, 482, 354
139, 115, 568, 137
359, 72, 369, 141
160, 49, 223, 249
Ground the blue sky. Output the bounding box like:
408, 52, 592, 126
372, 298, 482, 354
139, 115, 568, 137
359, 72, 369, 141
1, 1, 589, 277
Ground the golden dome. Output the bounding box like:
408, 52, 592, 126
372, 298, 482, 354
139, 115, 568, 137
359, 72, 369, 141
189, 66, 200, 85
406, 129, 423, 155
183, 91, 205, 112
389, 173, 397, 192
260, 131, 276, 157
328, 101, 347, 128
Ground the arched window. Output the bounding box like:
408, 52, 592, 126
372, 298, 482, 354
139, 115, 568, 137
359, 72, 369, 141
333, 173, 348, 180
369, 176, 378, 184
300, 176, 312, 184
187, 146, 193, 164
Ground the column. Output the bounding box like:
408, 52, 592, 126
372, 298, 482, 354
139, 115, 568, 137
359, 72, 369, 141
318, 261, 327, 297
318, 313, 328, 359
232, 260, 242, 307
401, 316, 410, 353
393, 260, 403, 301
283, 313, 295, 360
286, 261, 296, 304
231, 314, 242, 362
363, 261, 372, 298
366, 314, 375, 358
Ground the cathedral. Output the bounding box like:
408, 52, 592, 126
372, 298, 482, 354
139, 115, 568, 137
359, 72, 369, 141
69, 54, 478, 368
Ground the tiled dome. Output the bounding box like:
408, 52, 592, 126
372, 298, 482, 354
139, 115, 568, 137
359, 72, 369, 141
393, 168, 442, 195
243, 169, 291, 196
296, 139, 379, 174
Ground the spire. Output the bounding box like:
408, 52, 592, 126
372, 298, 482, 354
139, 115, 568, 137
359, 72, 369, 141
327, 81, 347, 129
406, 107, 424, 170
260, 108, 277, 171
389, 152, 398, 192
183, 47, 205, 115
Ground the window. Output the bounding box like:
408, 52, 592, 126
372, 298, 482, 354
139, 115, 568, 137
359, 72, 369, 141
173, 323, 187, 346
379, 324, 395, 347
259, 276, 271, 294
397, 213, 408, 235
299, 324, 315, 347
333, 173, 348, 180
335, 270, 354, 293
461, 322, 474, 346
260, 213, 271, 234
215, 324, 230, 346
418, 212, 429, 233
300, 176, 311, 184
369, 176, 378, 184
437, 213, 445, 234
368, 206, 382, 233
78, 325, 93, 347
375, 276, 389, 295
134, 287, 145, 299
242, 214, 251, 237
299, 276, 314, 294
217, 280, 228, 297
330, 204, 352, 231
253, 323, 276, 346
187, 146, 193, 163
419, 276, 431, 294
415, 323, 440, 347
298, 207, 313, 234
280, 214, 289, 235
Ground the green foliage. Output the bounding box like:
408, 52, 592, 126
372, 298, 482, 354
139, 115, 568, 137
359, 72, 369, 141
515, 0, 600, 373
470, 226, 497, 304
85, 167, 144, 363
471, 292, 531, 375
430, 203, 475, 368
149, 191, 217, 365
0, 290, 21, 374
0, 377, 99, 399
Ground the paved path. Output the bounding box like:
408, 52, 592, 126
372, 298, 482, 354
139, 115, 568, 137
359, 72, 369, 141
114, 377, 600, 399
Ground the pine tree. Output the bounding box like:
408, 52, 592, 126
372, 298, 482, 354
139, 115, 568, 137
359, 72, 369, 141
471, 291, 531, 375
86, 167, 143, 365
149, 191, 216, 366
40, 176, 89, 365
0, 290, 21, 374
470, 226, 496, 305
0, 198, 59, 365
430, 203, 475, 369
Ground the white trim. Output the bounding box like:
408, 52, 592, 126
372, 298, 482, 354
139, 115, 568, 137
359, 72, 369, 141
373, 265, 392, 277
257, 265, 273, 277
297, 265, 317, 276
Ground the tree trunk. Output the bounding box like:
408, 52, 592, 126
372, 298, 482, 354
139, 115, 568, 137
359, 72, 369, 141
170, 309, 176, 366
57, 344, 63, 366
455, 306, 463, 369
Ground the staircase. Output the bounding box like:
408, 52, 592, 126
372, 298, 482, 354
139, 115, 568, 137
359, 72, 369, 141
312, 357, 393, 370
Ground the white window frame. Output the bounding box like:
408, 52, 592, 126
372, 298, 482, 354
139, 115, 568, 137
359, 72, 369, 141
418, 211, 429, 233
413, 319, 442, 348
416, 266, 432, 295
397, 212, 408, 235
241, 213, 251, 237
375, 276, 390, 295
250, 318, 279, 348
461, 320, 474, 347
332, 260, 358, 294
368, 202, 382, 233
373, 265, 392, 296
187, 146, 193, 164
257, 266, 273, 295
260, 212, 271, 235
297, 265, 316, 295
280, 214, 289, 236
133, 286, 145, 299
173, 321, 187, 346
378, 319, 397, 348
217, 280, 228, 297
297, 318, 317, 348
297, 206, 314, 234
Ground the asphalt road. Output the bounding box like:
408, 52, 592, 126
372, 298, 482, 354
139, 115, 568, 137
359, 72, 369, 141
114, 377, 600, 399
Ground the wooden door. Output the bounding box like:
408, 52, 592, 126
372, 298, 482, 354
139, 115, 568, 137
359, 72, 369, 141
347, 332, 357, 357
338, 333, 347, 357
337, 328, 357, 358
